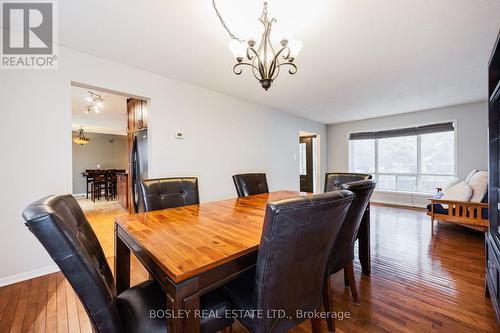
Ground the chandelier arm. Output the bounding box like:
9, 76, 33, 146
270, 64, 280, 80
251, 66, 263, 81
268, 58, 278, 80
233, 62, 261, 77
277, 62, 298, 75
247, 47, 262, 64
258, 61, 266, 79
268, 46, 289, 78
246, 48, 254, 61
251, 54, 265, 80
274, 46, 289, 60
249, 45, 266, 79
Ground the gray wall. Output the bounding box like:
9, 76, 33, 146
327, 101, 488, 206
72, 132, 128, 194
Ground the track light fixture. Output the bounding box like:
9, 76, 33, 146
85, 91, 105, 112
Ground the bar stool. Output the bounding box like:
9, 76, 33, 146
92, 170, 108, 202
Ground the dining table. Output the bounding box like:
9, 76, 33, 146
114, 190, 371, 333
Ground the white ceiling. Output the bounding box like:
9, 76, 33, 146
71, 86, 128, 135
60, 0, 500, 124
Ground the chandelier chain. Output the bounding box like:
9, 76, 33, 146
212, 0, 243, 42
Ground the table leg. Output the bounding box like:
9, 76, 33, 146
166, 280, 200, 333
358, 207, 371, 276
183, 293, 201, 332
114, 225, 130, 295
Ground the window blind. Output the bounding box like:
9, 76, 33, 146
349, 122, 454, 140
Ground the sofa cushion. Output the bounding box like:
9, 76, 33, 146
468, 171, 488, 203
441, 181, 472, 202
464, 169, 479, 183
443, 178, 461, 191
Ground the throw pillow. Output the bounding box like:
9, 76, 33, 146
441, 181, 473, 202
468, 171, 488, 202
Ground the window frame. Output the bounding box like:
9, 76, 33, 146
348, 121, 457, 194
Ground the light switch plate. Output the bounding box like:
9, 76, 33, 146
175, 132, 184, 139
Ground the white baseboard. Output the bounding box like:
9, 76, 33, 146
72, 193, 86, 198
0, 265, 60, 287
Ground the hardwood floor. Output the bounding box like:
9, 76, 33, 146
0, 202, 498, 332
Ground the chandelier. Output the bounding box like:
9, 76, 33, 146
73, 127, 90, 145
213, 1, 303, 91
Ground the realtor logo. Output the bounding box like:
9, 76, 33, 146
1, 0, 57, 69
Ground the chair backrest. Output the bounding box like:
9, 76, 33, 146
22, 195, 121, 333
327, 180, 376, 273
324, 172, 372, 192
253, 191, 354, 332
139, 177, 199, 212
93, 170, 107, 182
233, 173, 269, 197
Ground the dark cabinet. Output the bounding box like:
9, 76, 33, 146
486, 29, 500, 323
127, 98, 148, 133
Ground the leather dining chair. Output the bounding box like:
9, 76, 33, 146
324, 173, 372, 192
232, 173, 269, 197
22, 195, 234, 333
323, 180, 376, 332
139, 177, 199, 212
222, 191, 355, 333
85, 169, 95, 199
325, 172, 373, 272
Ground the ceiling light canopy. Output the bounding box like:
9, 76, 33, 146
214, 1, 302, 91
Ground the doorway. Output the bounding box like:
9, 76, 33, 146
299, 132, 319, 193
71, 82, 149, 214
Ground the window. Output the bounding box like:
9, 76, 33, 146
378, 136, 417, 173
349, 123, 455, 193
350, 139, 375, 173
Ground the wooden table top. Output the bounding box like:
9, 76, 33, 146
115, 190, 307, 283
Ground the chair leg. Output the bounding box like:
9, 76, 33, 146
221, 325, 232, 333
431, 217, 434, 235
346, 261, 359, 305
344, 268, 349, 287
323, 274, 335, 332
311, 316, 323, 333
